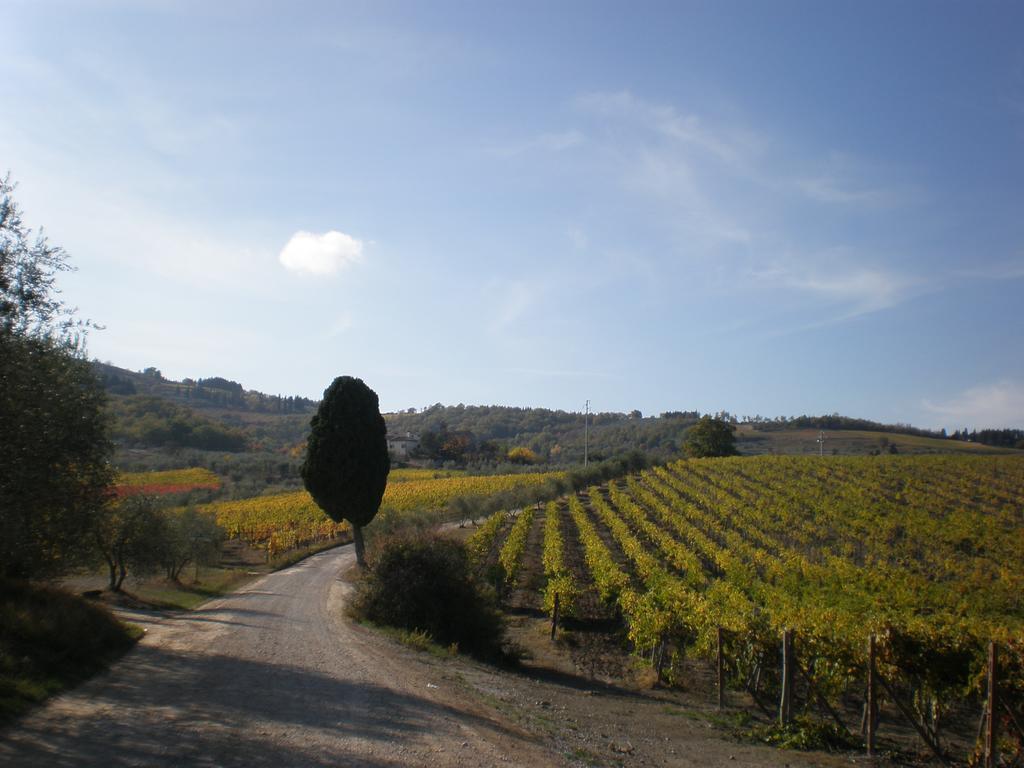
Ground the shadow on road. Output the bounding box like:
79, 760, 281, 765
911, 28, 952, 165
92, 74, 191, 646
0, 643, 516, 767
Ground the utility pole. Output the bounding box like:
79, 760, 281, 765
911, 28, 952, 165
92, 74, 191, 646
817, 430, 826, 457
584, 399, 590, 468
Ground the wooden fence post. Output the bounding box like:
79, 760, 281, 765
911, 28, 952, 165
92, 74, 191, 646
867, 633, 877, 757
985, 641, 998, 768
779, 629, 794, 725
655, 634, 668, 684
550, 593, 560, 641
717, 627, 725, 710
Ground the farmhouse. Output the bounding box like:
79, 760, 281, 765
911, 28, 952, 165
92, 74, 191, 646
386, 432, 420, 459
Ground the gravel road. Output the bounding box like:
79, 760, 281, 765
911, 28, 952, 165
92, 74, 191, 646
0, 546, 553, 767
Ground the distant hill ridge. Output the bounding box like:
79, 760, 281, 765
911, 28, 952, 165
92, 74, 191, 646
90, 362, 1023, 459
92, 362, 317, 415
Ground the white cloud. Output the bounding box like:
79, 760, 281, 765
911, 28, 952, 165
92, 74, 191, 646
279, 230, 364, 275
923, 381, 1024, 429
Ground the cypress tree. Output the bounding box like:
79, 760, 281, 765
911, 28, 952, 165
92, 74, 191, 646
301, 376, 390, 566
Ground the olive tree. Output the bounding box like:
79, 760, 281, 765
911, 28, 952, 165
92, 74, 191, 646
93, 496, 168, 591
683, 415, 738, 458
301, 376, 390, 567
0, 175, 113, 579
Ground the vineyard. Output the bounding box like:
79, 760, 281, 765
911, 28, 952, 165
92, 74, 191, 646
469, 454, 1024, 760
115, 467, 221, 497
201, 469, 565, 557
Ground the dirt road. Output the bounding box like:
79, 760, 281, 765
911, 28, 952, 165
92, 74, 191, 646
0, 546, 552, 767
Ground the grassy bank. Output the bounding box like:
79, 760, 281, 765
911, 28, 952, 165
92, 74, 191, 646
0, 580, 143, 723
127, 566, 261, 610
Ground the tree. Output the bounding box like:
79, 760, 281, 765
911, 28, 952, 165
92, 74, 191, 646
507, 446, 539, 464
683, 416, 738, 458
301, 376, 390, 567
0, 175, 114, 579
1, 175, 76, 337
161, 507, 225, 582
93, 496, 169, 591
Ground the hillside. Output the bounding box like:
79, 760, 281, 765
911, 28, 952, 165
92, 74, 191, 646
92, 363, 1021, 474
735, 425, 1017, 456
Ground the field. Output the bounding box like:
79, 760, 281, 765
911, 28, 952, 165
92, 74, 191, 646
201, 469, 565, 556
115, 468, 221, 497
470, 454, 1024, 755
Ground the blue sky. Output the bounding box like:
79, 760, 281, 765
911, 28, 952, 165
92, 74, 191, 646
3, 1, 1022, 429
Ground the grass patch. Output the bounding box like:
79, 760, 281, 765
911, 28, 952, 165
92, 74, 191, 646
743, 715, 859, 751
128, 566, 259, 610
567, 746, 603, 766
358, 621, 458, 658
1, 580, 142, 723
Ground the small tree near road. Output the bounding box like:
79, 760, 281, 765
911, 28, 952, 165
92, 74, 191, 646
301, 376, 390, 568
683, 416, 738, 458
162, 508, 225, 582
93, 496, 168, 591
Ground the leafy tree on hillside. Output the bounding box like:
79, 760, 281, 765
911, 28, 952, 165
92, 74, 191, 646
302, 376, 390, 567
507, 446, 539, 464
683, 416, 738, 458
107, 395, 249, 451
0, 175, 114, 579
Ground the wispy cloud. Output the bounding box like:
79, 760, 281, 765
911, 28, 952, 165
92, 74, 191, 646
498, 366, 618, 380
566, 226, 588, 250
923, 380, 1024, 429
793, 176, 892, 206
575, 90, 761, 170
950, 260, 1024, 281
789, 151, 916, 208
564, 90, 934, 324
279, 230, 365, 276
4, 48, 238, 163
786, 267, 923, 316
14, 171, 279, 294
484, 129, 585, 157
328, 310, 355, 337
572, 92, 759, 250
626, 147, 753, 245
483, 278, 540, 334
749, 253, 929, 324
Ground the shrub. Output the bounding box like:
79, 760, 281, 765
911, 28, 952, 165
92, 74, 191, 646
349, 534, 506, 661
